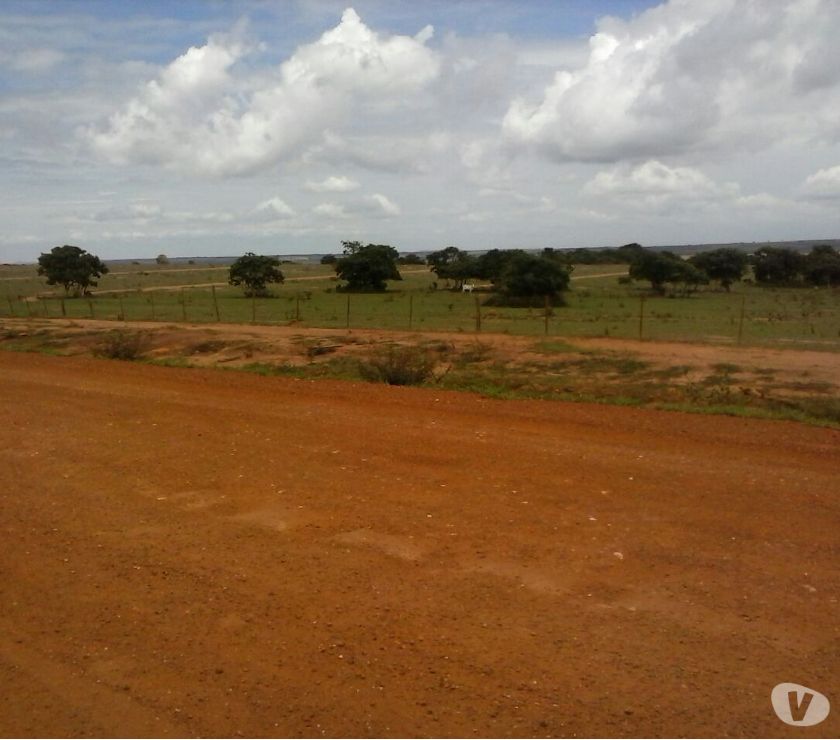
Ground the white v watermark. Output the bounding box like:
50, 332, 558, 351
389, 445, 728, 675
771, 683, 830, 727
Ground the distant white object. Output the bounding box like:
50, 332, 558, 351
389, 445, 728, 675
462, 283, 475, 293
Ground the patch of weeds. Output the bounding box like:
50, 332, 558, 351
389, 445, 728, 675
533, 339, 594, 355
147, 356, 192, 368
358, 344, 437, 386
649, 364, 693, 379
307, 344, 340, 358
547, 355, 650, 376
94, 331, 149, 360
241, 361, 307, 378
188, 339, 227, 354
711, 362, 742, 374
458, 340, 492, 363
419, 339, 455, 354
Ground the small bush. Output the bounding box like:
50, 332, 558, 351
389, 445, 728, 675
95, 331, 149, 360
359, 345, 436, 386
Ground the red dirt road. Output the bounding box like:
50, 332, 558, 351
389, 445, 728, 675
0, 351, 838, 737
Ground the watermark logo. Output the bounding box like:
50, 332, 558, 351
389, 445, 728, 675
771, 683, 830, 727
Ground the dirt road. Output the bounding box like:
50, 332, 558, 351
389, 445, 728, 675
0, 351, 837, 737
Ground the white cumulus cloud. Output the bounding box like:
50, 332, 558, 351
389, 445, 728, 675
503, 0, 840, 163
584, 160, 738, 208
801, 164, 840, 199
252, 197, 297, 220
85, 8, 440, 176
305, 175, 360, 192
367, 193, 400, 216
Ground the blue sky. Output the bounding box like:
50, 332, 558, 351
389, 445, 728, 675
1, 0, 839, 261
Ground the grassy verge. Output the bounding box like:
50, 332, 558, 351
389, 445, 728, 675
1, 321, 837, 428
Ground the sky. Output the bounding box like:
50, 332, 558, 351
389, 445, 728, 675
2, 0, 840, 262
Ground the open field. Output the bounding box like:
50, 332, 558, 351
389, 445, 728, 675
0, 350, 838, 737
2, 262, 839, 349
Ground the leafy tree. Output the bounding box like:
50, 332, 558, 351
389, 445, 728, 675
155, 254, 169, 265
426, 246, 479, 288
752, 247, 804, 284
476, 249, 526, 283
629, 251, 698, 294
228, 252, 284, 296
37, 245, 108, 296
335, 243, 401, 291
320, 254, 337, 265
689, 247, 748, 291
803, 244, 840, 286
666, 259, 709, 294
615, 243, 646, 262
497, 253, 571, 303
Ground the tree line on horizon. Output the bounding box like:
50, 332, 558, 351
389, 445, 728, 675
34, 240, 840, 300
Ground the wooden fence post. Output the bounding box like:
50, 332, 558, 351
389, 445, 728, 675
475, 296, 481, 333
88, 299, 95, 319
60, 298, 66, 317
544, 295, 550, 335
211, 285, 221, 322
295, 293, 301, 322
638, 295, 646, 341
345, 293, 351, 329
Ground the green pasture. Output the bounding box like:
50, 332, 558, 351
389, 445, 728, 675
2, 262, 838, 349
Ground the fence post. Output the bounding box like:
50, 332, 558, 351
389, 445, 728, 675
345, 293, 351, 329
475, 295, 481, 333
737, 293, 746, 345
181, 289, 188, 322
638, 295, 646, 341
211, 285, 221, 322
408, 293, 414, 330
60, 297, 66, 317
544, 295, 551, 335
88, 298, 95, 319
295, 293, 301, 322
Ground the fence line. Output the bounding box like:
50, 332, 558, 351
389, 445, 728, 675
1, 286, 838, 349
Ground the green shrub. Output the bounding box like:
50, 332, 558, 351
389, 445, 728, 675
95, 331, 149, 360
359, 345, 436, 386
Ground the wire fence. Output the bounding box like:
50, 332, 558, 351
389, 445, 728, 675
2, 285, 839, 349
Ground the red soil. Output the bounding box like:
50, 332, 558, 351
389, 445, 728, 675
0, 351, 837, 737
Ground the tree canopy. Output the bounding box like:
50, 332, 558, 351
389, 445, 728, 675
495, 253, 571, 303
629, 251, 707, 294
37, 245, 108, 296
752, 247, 804, 285
228, 252, 284, 296
335, 243, 401, 291
689, 247, 749, 291
803, 244, 840, 286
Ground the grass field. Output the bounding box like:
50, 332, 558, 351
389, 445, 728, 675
1, 261, 838, 349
